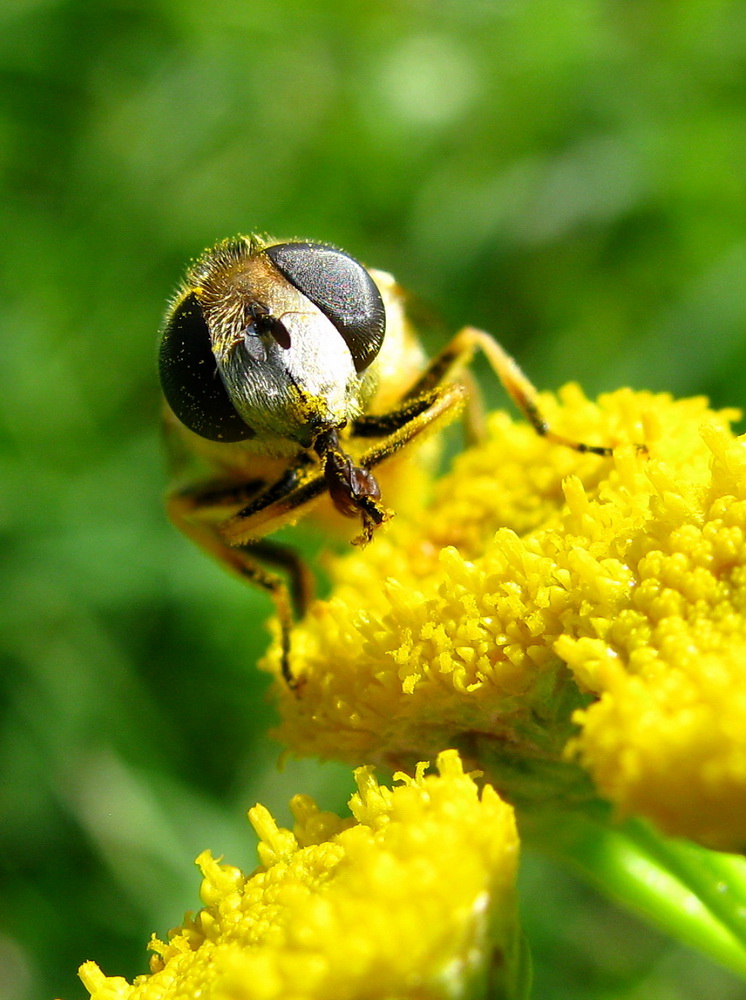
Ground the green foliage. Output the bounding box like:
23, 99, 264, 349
1, 1, 745, 998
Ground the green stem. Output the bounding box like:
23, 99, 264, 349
527, 807, 746, 978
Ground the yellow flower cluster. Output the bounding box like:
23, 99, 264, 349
76, 751, 518, 1000
269, 386, 746, 851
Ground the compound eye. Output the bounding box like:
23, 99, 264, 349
159, 292, 254, 442
265, 242, 385, 373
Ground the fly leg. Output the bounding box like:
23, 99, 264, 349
400, 326, 644, 456
167, 472, 315, 690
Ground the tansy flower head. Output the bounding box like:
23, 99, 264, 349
269, 386, 746, 852
76, 750, 520, 1000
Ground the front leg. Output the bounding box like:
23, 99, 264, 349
402, 326, 636, 456
315, 383, 470, 545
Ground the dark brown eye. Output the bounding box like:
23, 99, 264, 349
265, 242, 386, 373
159, 292, 254, 442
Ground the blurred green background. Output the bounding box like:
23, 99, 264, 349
2, 1, 746, 998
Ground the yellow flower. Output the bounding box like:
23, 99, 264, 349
269, 386, 746, 851
76, 750, 519, 1000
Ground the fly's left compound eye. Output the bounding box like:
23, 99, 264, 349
265, 242, 386, 373
159, 291, 254, 442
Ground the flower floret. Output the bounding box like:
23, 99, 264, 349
270, 387, 746, 849
77, 750, 519, 1000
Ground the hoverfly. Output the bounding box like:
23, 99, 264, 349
159, 235, 615, 688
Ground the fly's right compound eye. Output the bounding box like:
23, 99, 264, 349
265, 242, 386, 373
159, 291, 254, 442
